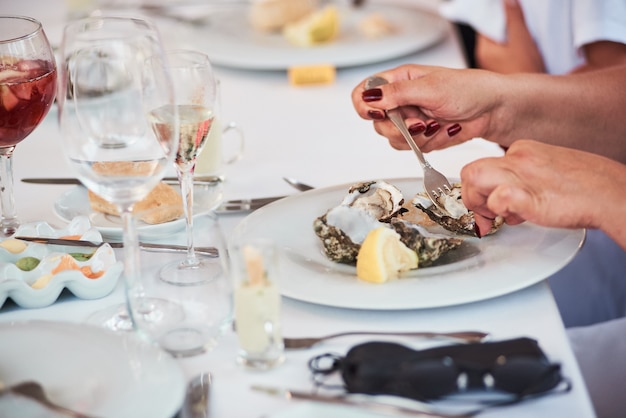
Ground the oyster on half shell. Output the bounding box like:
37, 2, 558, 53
412, 183, 503, 237
313, 180, 404, 264
313, 180, 464, 266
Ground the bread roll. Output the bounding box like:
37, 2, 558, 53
249, 0, 318, 32
88, 182, 184, 225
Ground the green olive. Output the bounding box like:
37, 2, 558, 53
16, 256, 41, 271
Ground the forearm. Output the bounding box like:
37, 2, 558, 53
496, 67, 626, 163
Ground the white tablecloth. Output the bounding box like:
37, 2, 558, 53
0, 1, 595, 417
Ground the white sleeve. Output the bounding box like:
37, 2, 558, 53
573, 0, 626, 49
438, 0, 506, 42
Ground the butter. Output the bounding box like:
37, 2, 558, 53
288, 64, 336, 85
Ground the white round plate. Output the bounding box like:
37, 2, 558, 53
189, 3, 448, 70
54, 184, 222, 240
0, 320, 185, 418
233, 178, 585, 310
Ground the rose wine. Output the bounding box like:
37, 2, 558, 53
0, 57, 56, 147
149, 104, 214, 168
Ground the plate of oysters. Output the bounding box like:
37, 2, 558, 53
233, 178, 585, 310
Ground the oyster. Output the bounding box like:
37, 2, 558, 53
313, 180, 464, 266
313, 180, 404, 264
389, 219, 463, 267
412, 183, 503, 237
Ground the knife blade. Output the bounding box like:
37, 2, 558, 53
14, 236, 218, 256
21, 176, 222, 185
251, 386, 471, 418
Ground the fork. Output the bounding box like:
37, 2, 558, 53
5, 381, 96, 418
283, 330, 489, 349
365, 76, 453, 211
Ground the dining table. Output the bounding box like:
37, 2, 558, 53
0, 0, 596, 417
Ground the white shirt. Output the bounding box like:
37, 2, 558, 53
439, 0, 626, 74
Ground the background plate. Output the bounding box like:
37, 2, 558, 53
233, 178, 585, 310
0, 320, 185, 418
191, 3, 448, 70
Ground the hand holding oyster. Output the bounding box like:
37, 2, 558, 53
313, 180, 503, 282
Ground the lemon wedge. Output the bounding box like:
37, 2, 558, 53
283, 5, 340, 47
356, 227, 418, 283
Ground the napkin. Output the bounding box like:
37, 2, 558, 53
439, 0, 506, 43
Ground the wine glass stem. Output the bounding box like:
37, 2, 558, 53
0, 147, 19, 237
121, 207, 144, 311
180, 166, 198, 264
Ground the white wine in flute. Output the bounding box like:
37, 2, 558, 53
149, 104, 214, 167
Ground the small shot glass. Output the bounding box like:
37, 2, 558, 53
231, 239, 285, 370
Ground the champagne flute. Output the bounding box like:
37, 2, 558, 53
156, 50, 220, 284
0, 16, 57, 236
57, 16, 180, 332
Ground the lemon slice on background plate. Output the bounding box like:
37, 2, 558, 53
283, 5, 340, 47
356, 227, 418, 283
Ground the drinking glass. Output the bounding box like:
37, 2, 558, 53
156, 50, 220, 284
135, 213, 233, 357
231, 238, 285, 370
57, 16, 179, 332
0, 16, 57, 237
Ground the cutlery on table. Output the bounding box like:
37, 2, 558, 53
14, 236, 218, 256
283, 177, 315, 192
178, 372, 212, 418
283, 330, 489, 349
21, 176, 221, 186
365, 76, 454, 211
251, 386, 473, 418
20, 177, 307, 213
1, 381, 96, 418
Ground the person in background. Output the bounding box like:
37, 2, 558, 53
440, 0, 626, 75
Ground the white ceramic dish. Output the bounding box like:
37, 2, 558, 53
191, 3, 448, 70
0, 320, 185, 418
0, 217, 123, 309
233, 178, 585, 310
53, 184, 222, 240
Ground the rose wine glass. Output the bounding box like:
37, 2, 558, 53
0, 16, 57, 236
57, 16, 180, 332
156, 50, 220, 284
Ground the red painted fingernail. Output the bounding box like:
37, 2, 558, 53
424, 121, 440, 137
447, 123, 462, 137
362, 88, 382, 102
367, 110, 385, 120
408, 123, 426, 136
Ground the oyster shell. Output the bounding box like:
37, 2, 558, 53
313, 180, 464, 266
389, 219, 463, 267
412, 183, 503, 237
313, 180, 404, 264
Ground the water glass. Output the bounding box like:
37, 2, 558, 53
230, 239, 285, 370
131, 213, 233, 357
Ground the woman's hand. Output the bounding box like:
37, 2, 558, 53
351, 64, 511, 152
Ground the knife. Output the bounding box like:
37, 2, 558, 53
21, 177, 288, 213
21, 176, 222, 185
179, 372, 212, 418
14, 236, 218, 256
251, 386, 471, 418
